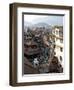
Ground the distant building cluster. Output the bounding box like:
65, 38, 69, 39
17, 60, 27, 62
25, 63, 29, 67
23, 25, 63, 74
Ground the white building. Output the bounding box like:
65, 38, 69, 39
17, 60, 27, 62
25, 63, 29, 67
52, 26, 64, 66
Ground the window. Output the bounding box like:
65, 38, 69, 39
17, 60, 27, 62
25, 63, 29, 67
56, 31, 58, 35
60, 39, 63, 43
56, 38, 58, 41
53, 30, 55, 34
54, 45, 56, 48
54, 52, 56, 55
59, 31, 63, 37
60, 47, 63, 52
60, 56, 62, 61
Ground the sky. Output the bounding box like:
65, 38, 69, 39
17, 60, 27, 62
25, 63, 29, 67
24, 14, 63, 26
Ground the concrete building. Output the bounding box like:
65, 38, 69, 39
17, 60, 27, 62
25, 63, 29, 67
52, 26, 64, 66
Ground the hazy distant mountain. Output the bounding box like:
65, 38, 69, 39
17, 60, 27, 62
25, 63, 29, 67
24, 22, 52, 28
34, 22, 50, 27
24, 21, 53, 34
